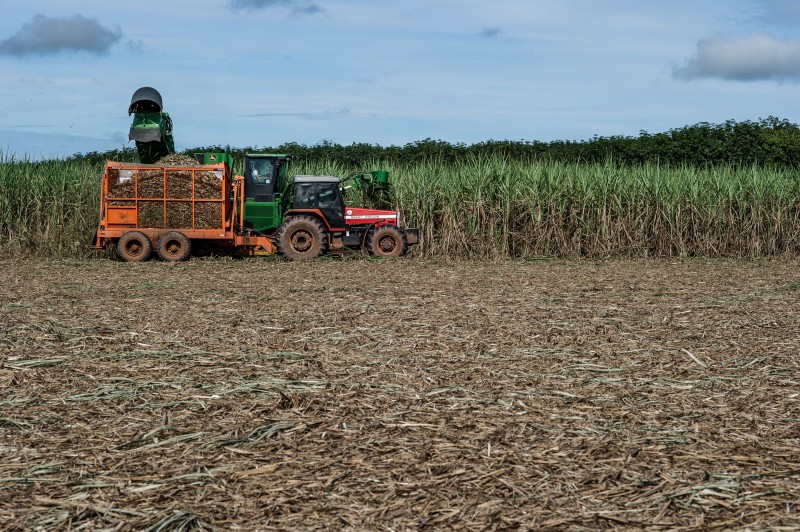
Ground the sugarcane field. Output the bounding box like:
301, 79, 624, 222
3, 4, 800, 527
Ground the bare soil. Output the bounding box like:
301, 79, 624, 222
0, 257, 798, 530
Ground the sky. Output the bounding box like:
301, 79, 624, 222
1, 0, 800, 159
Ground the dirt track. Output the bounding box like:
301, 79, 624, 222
1, 257, 798, 530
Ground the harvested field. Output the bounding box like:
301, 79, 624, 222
0, 258, 798, 530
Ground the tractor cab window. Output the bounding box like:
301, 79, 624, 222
293, 182, 346, 228
317, 185, 338, 209
248, 160, 273, 184
316, 183, 346, 228
294, 183, 317, 208
244, 158, 278, 201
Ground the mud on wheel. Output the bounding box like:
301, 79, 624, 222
366, 225, 407, 257
276, 215, 328, 260
156, 231, 192, 262
117, 231, 153, 262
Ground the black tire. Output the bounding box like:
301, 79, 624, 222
156, 231, 192, 262
117, 231, 153, 262
367, 225, 407, 257
276, 215, 328, 260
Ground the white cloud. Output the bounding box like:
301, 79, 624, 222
674, 34, 800, 81
0, 14, 121, 57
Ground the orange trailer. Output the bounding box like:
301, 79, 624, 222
91, 161, 275, 261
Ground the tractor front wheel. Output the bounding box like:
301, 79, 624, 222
276, 216, 328, 260
117, 231, 153, 262
156, 231, 192, 262
367, 225, 407, 257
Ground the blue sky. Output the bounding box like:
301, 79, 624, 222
1, 0, 800, 159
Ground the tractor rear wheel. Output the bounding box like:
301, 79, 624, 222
156, 231, 192, 262
276, 215, 328, 260
117, 231, 153, 262
367, 225, 407, 257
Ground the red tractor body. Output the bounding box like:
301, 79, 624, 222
344, 207, 399, 226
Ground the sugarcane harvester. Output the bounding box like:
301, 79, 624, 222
91, 87, 420, 261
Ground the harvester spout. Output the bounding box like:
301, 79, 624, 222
128, 86, 175, 164
128, 86, 164, 115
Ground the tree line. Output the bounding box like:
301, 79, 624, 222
69, 117, 800, 168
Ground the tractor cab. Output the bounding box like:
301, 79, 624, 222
292, 175, 346, 228
241, 154, 291, 232
244, 154, 291, 202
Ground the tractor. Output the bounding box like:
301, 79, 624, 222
235, 153, 419, 259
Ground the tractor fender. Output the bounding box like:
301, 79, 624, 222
283, 209, 345, 233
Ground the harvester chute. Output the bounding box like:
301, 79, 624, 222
128, 87, 175, 164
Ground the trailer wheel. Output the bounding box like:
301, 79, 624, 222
276, 215, 327, 260
156, 231, 192, 262
117, 231, 153, 262
367, 225, 407, 257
